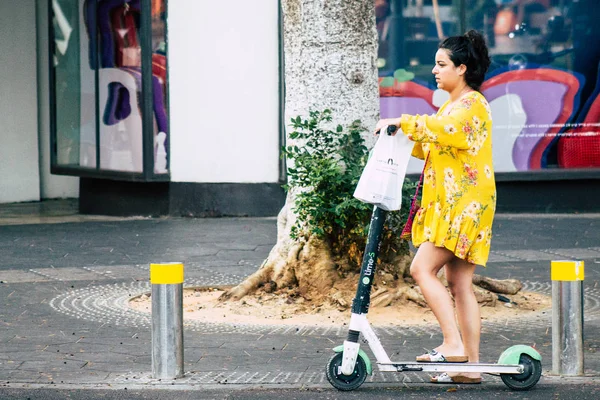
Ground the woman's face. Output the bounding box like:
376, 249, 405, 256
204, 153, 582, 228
432, 49, 466, 92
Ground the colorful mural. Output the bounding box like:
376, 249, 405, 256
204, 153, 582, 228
379, 64, 600, 173
375, 0, 600, 175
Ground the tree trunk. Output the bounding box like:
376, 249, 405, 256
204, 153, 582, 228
221, 0, 380, 303
221, 0, 523, 311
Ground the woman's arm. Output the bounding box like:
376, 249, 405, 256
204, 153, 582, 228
400, 98, 485, 150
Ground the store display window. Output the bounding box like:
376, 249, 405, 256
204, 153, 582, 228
377, 0, 600, 174
50, 0, 169, 180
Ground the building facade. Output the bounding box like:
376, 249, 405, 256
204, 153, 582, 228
1, 0, 599, 215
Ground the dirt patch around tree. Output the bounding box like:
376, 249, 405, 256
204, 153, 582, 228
129, 286, 551, 327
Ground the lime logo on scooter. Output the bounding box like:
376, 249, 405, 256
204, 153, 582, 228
362, 252, 376, 285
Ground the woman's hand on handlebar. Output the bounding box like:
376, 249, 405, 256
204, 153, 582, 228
374, 118, 401, 135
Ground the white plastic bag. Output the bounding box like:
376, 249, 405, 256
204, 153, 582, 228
353, 127, 413, 211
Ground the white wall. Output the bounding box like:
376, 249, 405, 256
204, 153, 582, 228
36, 0, 80, 199
168, 0, 280, 183
0, 0, 41, 203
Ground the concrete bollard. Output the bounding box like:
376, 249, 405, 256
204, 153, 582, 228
150, 262, 184, 379
551, 260, 585, 376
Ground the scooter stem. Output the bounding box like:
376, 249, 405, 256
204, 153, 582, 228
340, 206, 388, 375
351, 206, 387, 315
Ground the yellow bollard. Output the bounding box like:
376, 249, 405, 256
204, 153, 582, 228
150, 262, 184, 379
551, 260, 584, 376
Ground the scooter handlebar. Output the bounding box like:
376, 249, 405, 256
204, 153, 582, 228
376, 125, 398, 135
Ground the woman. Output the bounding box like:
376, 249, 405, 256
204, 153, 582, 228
374, 30, 494, 384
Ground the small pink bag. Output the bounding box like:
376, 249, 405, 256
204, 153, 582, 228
400, 155, 428, 240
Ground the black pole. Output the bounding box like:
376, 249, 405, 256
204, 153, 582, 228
459, 0, 466, 34
92, 0, 100, 170
278, 0, 286, 184
141, 0, 154, 179
388, 0, 406, 71
48, 0, 57, 171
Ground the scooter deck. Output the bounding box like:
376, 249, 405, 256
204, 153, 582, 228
377, 361, 524, 374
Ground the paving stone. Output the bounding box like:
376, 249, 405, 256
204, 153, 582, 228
0, 204, 599, 388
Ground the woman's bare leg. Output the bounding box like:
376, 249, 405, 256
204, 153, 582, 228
410, 242, 464, 357
446, 257, 480, 378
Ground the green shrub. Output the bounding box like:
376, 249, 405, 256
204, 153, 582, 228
283, 109, 417, 267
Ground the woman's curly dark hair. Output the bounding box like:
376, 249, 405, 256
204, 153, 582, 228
439, 30, 491, 91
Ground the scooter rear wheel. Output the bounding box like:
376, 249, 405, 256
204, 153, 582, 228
500, 354, 542, 391
326, 352, 367, 391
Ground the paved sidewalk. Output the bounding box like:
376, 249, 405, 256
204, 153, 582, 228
0, 200, 598, 396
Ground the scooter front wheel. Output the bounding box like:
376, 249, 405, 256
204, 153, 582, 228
500, 354, 542, 391
326, 352, 367, 391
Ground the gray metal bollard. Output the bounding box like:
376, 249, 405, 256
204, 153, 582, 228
150, 262, 184, 379
551, 260, 585, 376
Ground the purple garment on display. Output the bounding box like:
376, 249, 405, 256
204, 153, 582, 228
121, 67, 169, 135
103, 82, 132, 125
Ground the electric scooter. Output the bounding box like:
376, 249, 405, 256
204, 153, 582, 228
326, 127, 542, 392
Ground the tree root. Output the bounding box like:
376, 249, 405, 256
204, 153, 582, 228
473, 284, 497, 307
220, 200, 523, 312
221, 202, 338, 302
473, 274, 522, 295
370, 284, 427, 308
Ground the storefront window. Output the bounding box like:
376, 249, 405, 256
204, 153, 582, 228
377, 0, 600, 173
50, 0, 169, 179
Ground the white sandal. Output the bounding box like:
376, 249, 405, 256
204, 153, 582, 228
431, 372, 482, 384
416, 350, 468, 363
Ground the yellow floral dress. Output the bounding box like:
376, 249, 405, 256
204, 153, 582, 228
400, 91, 496, 267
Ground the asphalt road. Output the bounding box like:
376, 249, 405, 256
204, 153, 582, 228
1, 382, 600, 399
